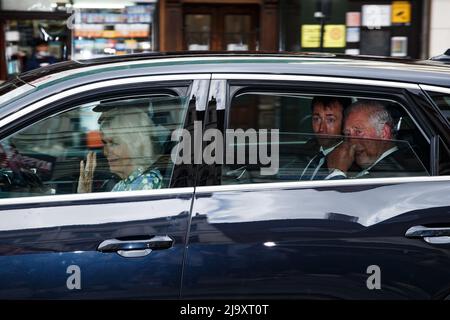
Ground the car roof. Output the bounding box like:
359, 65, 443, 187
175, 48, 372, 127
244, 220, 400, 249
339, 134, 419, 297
17, 51, 450, 87
1, 52, 449, 113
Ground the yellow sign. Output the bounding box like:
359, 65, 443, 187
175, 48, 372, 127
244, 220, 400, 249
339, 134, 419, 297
324, 25, 346, 48
301, 24, 346, 48
301, 25, 321, 48
392, 1, 411, 24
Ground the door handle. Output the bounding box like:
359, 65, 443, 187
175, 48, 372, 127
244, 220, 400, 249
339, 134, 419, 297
97, 235, 174, 258
405, 225, 450, 244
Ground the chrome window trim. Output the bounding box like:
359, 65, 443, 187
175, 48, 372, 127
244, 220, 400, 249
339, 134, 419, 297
420, 85, 450, 95
212, 73, 420, 89
0, 176, 444, 206
30, 56, 358, 90
0, 187, 195, 207
0, 74, 210, 128
195, 176, 450, 194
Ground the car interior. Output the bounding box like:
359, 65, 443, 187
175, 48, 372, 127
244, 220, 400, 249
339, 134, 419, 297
221, 93, 430, 185
0, 94, 188, 197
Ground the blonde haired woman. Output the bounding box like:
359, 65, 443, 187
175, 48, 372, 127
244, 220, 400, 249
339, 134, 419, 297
78, 104, 162, 193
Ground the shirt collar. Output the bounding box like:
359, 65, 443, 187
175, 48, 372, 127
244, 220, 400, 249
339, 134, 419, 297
356, 146, 399, 178
369, 146, 398, 170
123, 167, 145, 184
320, 140, 343, 156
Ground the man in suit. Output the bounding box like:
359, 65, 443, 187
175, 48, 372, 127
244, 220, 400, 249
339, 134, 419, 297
325, 100, 427, 179
299, 96, 352, 180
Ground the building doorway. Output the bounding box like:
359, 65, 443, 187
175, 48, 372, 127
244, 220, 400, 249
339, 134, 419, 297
183, 4, 259, 51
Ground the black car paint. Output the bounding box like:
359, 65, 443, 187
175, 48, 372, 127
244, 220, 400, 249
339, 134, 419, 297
183, 181, 450, 299
0, 192, 192, 299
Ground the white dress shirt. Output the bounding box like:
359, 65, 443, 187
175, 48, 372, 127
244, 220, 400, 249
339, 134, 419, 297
300, 140, 343, 180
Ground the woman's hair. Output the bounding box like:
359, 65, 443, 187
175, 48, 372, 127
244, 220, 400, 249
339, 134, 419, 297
98, 106, 159, 168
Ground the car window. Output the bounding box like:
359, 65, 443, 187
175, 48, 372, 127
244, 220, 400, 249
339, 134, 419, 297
0, 94, 189, 198
427, 91, 450, 123
220, 91, 429, 185
426, 90, 450, 175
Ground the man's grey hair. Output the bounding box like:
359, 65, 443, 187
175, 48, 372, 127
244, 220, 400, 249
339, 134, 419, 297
345, 100, 394, 136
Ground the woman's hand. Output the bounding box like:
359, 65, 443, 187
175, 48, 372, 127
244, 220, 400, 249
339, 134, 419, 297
77, 151, 97, 193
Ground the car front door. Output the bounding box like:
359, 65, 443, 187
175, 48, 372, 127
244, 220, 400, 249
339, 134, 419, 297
182, 75, 450, 299
0, 75, 209, 299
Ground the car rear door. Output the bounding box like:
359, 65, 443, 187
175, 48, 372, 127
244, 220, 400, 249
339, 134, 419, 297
0, 75, 209, 299
181, 74, 450, 299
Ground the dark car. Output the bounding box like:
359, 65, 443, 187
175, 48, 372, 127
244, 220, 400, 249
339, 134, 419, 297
0, 52, 449, 299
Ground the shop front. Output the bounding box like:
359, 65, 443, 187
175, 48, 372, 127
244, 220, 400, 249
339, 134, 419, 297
71, 0, 156, 60
280, 0, 427, 59
0, 0, 430, 81
158, 0, 279, 52
0, 0, 157, 80
0, 0, 72, 80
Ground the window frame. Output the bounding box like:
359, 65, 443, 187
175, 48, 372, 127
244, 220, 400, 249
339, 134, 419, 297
419, 84, 450, 176
421, 85, 450, 130
201, 73, 441, 188
0, 74, 211, 203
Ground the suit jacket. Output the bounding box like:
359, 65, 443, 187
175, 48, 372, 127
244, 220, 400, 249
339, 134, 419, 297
299, 138, 343, 180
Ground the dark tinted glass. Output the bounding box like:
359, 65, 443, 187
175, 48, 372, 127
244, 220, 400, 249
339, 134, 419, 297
221, 92, 429, 185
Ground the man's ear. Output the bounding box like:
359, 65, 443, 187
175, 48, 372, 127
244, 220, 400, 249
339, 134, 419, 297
381, 124, 392, 140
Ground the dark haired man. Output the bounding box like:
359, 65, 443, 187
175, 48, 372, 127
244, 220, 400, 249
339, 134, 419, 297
300, 96, 352, 180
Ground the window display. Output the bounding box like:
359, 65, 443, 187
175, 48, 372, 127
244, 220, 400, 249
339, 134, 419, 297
4, 18, 70, 77
72, 4, 155, 60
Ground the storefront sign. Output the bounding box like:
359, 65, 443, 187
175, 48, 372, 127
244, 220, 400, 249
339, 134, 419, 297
392, 1, 411, 24
346, 12, 361, 27
301, 25, 321, 48
391, 36, 408, 56
362, 5, 391, 27
324, 25, 346, 48
301, 24, 346, 48
346, 27, 360, 43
